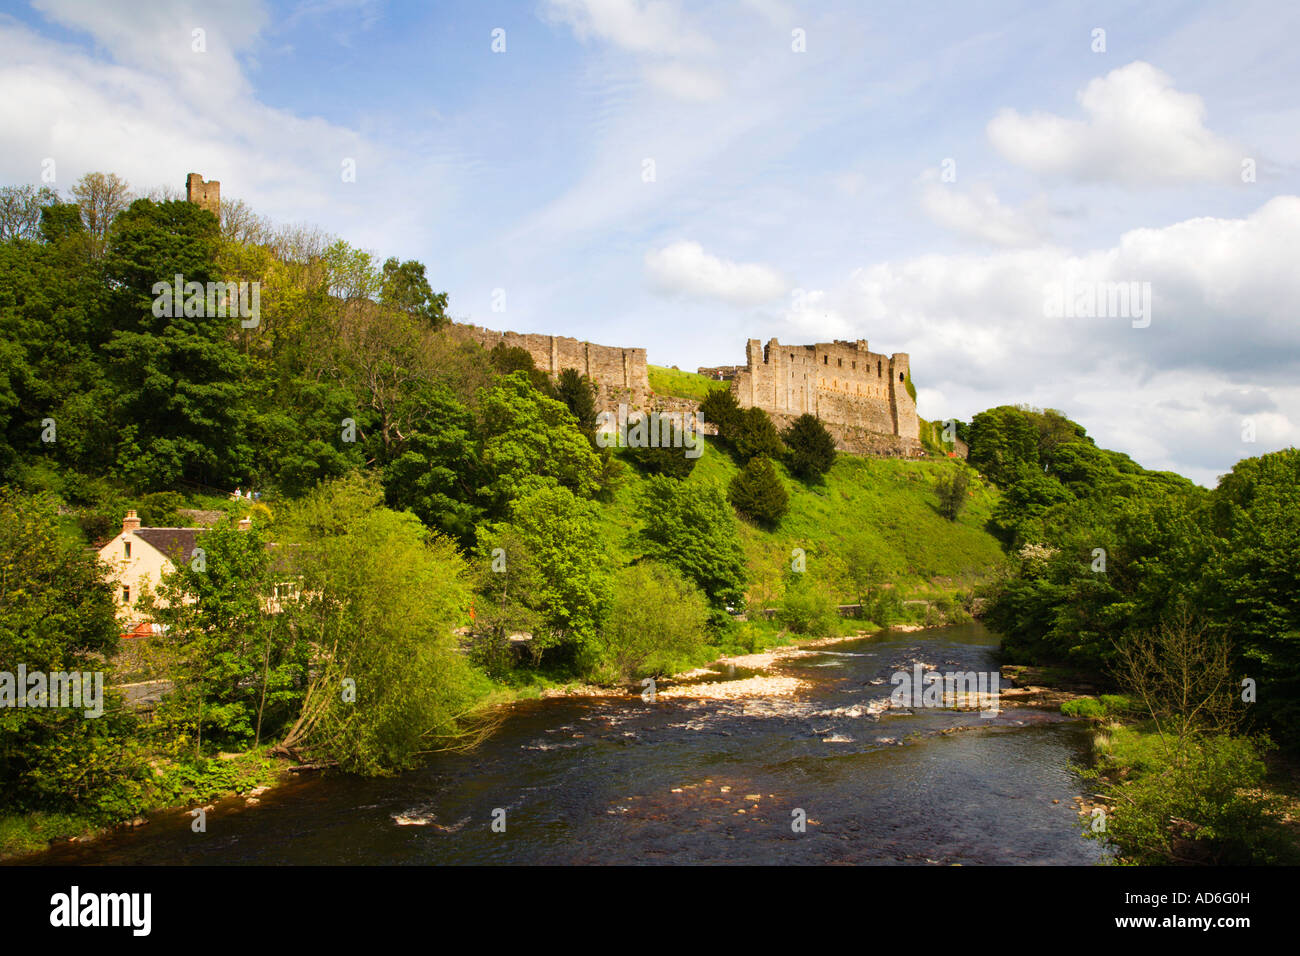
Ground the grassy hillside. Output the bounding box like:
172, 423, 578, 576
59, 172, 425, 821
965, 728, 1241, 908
599, 436, 1008, 611
647, 365, 729, 402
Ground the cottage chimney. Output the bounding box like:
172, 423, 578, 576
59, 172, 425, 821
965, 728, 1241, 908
238, 517, 252, 531
122, 509, 141, 534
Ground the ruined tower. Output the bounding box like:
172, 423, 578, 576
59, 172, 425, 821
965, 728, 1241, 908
186, 172, 220, 218
730, 337, 920, 447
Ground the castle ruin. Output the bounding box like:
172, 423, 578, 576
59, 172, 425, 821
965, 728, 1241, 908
186, 172, 220, 217
724, 337, 923, 455
452, 323, 650, 408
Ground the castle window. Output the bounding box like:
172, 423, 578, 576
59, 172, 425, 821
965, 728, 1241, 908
900, 372, 905, 382
822, 355, 828, 365
877, 361, 882, 376
837, 358, 842, 367
852, 361, 856, 370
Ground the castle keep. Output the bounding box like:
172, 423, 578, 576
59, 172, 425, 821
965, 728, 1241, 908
727, 337, 922, 453
186, 172, 220, 217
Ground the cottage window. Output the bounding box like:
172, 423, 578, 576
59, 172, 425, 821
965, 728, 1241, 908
124, 540, 131, 558
122, 586, 130, 603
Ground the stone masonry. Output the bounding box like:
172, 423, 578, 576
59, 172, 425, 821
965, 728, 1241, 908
186, 172, 220, 217
730, 337, 922, 454
451, 322, 650, 408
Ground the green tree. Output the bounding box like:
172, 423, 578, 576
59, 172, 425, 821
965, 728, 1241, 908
276, 474, 482, 772
967, 405, 1041, 487
843, 539, 886, 609
488, 342, 557, 398
477, 372, 604, 515
555, 367, 599, 442
728, 456, 789, 527
595, 562, 709, 680
151, 520, 303, 754
469, 529, 541, 679
731, 407, 784, 463
638, 476, 747, 616
783, 413, 836, 480
777, 572, 839, 636
935, 467, 971, 520
103, 198, 254, 489
478, 485, 611, 664
1206, 448, 1300, 739
0, 184, 60, 241
379, 257, 448, 327
0, 488, 146, 816
699, 387, 742, 435
381, 383, 483, 543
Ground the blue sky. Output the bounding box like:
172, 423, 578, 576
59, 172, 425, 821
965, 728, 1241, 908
2, 0, 1298, 485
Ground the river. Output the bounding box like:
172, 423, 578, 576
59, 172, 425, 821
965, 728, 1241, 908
30, 622, 1107, 865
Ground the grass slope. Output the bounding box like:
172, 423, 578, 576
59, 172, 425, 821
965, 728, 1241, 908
599, 437, 1009, 609
647, 365, 729, 402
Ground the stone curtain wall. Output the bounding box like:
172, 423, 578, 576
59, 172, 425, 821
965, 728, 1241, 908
452, 323, 650, 406
732, 337, 919, 441
767, 412, 926, 458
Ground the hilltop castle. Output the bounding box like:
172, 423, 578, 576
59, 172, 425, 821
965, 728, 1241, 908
186, 172, 220, 217
452, 322, 924, 456
187, 174, 921, 455
728, 337, 919, 442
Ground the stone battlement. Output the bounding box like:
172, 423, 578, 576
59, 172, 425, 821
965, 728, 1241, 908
731, 337, 919, 441
450, 322, 650, 406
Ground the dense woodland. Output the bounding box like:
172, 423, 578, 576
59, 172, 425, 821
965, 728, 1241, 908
1, 175, 1297, 863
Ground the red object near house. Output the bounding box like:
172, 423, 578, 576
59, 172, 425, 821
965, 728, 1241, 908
120, 621, 153, 640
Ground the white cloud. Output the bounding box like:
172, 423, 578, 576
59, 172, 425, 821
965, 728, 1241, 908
919, 175, 1046, 246
646, 240, 789, 304
780, 197, 1300, 484
987, 61, 1241, 185
0, 8, 448, 255
542, 0, 712, 56
642, 62, 724, 101
31, 0, 267, 100
541, 0, 723, 100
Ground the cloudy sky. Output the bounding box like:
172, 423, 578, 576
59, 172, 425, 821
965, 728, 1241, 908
2, 0, 1297, 485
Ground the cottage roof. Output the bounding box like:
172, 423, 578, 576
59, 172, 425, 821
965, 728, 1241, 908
132, 528, 203, 564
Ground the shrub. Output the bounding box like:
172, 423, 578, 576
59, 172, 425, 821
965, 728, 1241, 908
594, 562, 710, 681
777, 574, 839, 636
1061, 697, 1107, 719
783, 414, 836, 481
728, 457, 788, 527
625, 443, 698, 479
732, 407, 784, 463
1084, 733, 1295, 865
935, 468, 971, 520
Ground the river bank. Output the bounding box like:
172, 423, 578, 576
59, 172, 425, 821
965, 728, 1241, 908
20, 622, 1108, 866
9, 619, 1095, 864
